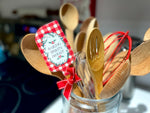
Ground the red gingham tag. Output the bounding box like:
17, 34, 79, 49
35, 20, 74, 76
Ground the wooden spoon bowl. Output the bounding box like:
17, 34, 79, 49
131, 40, 150, 75
59, 3, 79, 50
80, 16, 94, 32
100, 51, 131, 99
59, 3, 78, 30
74, 31, 86, 52
103, 33, 118, 61
20, 33, 65, 80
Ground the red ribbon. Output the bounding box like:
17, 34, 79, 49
57, 67, 81, 100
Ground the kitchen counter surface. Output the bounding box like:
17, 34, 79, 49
43, 87, 150, 113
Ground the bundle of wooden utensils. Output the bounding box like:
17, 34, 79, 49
20, 3, 150, 101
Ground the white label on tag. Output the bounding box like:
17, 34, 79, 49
42, 33, 69, 66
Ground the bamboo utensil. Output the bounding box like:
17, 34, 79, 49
100, 51, 131, 99
130, 28, 150, 76
143, 27, 150, 41
74, 31, 86, 52
80, 16, 94, 32
21, 33, 83, 97
86, 28, 104, 99
75, 18, 99, 53
100, 31, 132, 99
103, 33, 118, 61
20, 33, 65, 80
82, 18, 99, 53
131, 39, 150, 75
59, 3, 79, 51
86, 18, 99, 34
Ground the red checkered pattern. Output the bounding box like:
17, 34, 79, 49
35, 20, 74, 76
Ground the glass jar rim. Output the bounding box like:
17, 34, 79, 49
70, 90, 121, 103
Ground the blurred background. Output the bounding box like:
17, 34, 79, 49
0, 0, 150, 113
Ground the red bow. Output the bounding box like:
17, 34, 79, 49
57, 67, 81, 100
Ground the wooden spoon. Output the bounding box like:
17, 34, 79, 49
100, 51, 131, 99
86, 28, 104, 99
143, 27, 150, 41
80, 16, 94, 32
82, 18, 99, 53
59, 3, 79, 51
21, 33, 65, 80
130, 28, 150, 76
103, 33, 118, 61
131, 39, 150, 75
21, 33, 83, 97
74, 31, 86, 52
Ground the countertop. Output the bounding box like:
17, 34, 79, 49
42, 87, 150, 113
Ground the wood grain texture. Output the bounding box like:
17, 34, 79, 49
21, 33, 65, 80
86, 28, 104, 99
100, 51, 131, 99
59, 3, 79, 51
144, 27, 150, 41
103, 33, 118, 61
131, 40, 150, 75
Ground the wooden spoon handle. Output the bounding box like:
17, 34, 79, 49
65, 29, 74, 51
92, 68, 103, 99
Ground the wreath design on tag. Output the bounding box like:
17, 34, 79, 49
42, 33, 69, 66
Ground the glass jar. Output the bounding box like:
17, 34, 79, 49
62, 91, 122, 113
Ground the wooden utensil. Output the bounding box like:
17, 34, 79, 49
80, 16, 94, 32
82, 18, 99, 53
130, 28, 150, 76
59, 3, 79, 51
103, 33, 118, 61
86, 18, 99, 34
131, 39, 150, 75
86, 28, 104, 99
21, 33, 83, 97
143, 27, 150, 41
100, 51, 131, 99
74, 31, 86, 52
20, 33, 65, 80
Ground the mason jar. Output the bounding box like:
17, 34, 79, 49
62, 91, 122, 113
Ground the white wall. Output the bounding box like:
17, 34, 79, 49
0, 0, 60, 18
96, 0, 150, 39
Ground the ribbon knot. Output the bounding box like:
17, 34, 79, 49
68, 77, 74, 85
57, 67, 81, 100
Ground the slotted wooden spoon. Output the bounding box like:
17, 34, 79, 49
86, 28, 104, 99
100, 51, 131, 99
